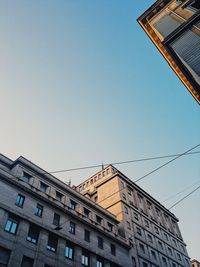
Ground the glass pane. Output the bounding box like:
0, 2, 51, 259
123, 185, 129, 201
149, 0, 197, 40
170, 21, 200, 85
5, 220, 12, 232
10, 222, 17, 234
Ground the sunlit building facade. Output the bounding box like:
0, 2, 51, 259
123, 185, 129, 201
137, 0, 200, 104
77, 165, 191, 267
191, 259, 200, 267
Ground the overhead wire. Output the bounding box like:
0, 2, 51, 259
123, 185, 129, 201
49, 150, 200, 174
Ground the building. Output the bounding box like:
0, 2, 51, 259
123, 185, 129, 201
137, 0, 200, 105
77, 165, 191, 267
191, 259, 200, 267
0, 154, 130, 267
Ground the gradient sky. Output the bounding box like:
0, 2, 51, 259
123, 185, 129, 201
0, 0, 200, 260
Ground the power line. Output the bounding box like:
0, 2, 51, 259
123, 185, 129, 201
162, 179, 200, 203
134, 144, 200, 183
49, 150, 200, 174
168, 184, 200, 210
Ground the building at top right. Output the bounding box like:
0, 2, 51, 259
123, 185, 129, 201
137, 0, 200, 105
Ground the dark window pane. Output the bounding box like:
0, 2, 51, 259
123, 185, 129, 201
27, 224, 40, 244
21, 256, 34, 267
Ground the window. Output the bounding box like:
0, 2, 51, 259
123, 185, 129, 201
0, 246, 11, 266
96, 215, 102, 225
122, 193, 126, 200
142, 262, 148, 267
27, 224, 40, 244
81, 250, 89, 266
65, 242, 74, 260
47, 234, 57, 252
163, 232, 168, 241
83, 208, 90, 218
154, 226, 159, 235
172, 263, 177, 267
53, 213, 60, 226
124, 206, 129, 214
21, 172, 32, 183
129, 201, 134, 206
15, 194, 25, 208
4, 216, 18, 235
69, 200, 77, 210
133, 212, 139, 220
98, 236, 103, 249
144, 219, 149, 228
136, 227, 142, 236
107, 222, 113, 232
168, 247, 173, 256
128, 187, 133, 196
69, 222, 76, 234
110, 244, 116, 256
55, 191, 63, 202
84, 230, 90, 242
147, 234, 153, 243
96, 257, 104, 267
21, 256, 34, 267
162, 257, 167, 266
139, 243, 145, 254
40, 182, 48, 193
172, 238, 177, 247
158, 240, 163, 250
177, 253, 181, 261
151, 250, 157, 260
35, 204, 43, 217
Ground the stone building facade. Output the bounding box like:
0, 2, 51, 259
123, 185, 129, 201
77, 165, 191, 267
0, 154, 130, 267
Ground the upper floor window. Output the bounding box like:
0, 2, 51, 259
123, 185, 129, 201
97, 236, 103, 249
136, 226, 142, 236
110, 244, 116, 256
69, 200, 77, 210
27, 224, 40, 244
144, 219, 149, 228
15, 194, 25, 208
4, 216, 19, 235
84, 229, 90, 242
122, 193, 126, 201
107, 222, 113, 232
162, 257, 167, 266
35, 204, 43, 217
53, 213, 60, 226
139, 243, 145, 254
65, 242, 74, 260
69, 222, 76, 235
55, 191, 63, 202
83, 208, 90, 218
21, 172, 32, 183
124, 206, 129, 214
147, 234, 153, 243
47, 234, 57, 252
82, 250, 89, 266
40, 182, 48, 193
96, 215, 102, 225
96, 257, 104, 267
21, 256, 34, 267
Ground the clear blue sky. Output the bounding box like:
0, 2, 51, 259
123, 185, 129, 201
0, 0, 199, 260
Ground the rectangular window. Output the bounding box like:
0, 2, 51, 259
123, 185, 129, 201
47, 234, 57, 252
144, 219, 149, 228
21, 256, 34, 267
4, 217, 18, 235
134, 212, 139, 220
127, 221, 131, 230
84, 229, 90, 242
55, 191, 63, 202
40, 182, 48, 193
136, 227, 142, 236
139, 243, 145, 254
0, 246, 11, 266
107, 222, 113, 232
151, 250, 157, 260
21, 172, 32, 183
81, 250, 89, 266
122, 193, 126, 200
168, 247, 173, 256
15, 194, 25, 208
110, 244, 116, 256
69, 200, 77, 210
27, 224, 40, 244
53, 213, 60, 226
158, 240, 163, 250
162, 257, 167, 266
96, 215, 102, 225
147, 234, 153, 243
69, 222, 76, 235
124, 206, 129, 214
97, 236, 103, 249
35, 204, 43, 217
83, 208, 90, 218
65, 242, 74, 260
96, 257, 104, 267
